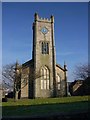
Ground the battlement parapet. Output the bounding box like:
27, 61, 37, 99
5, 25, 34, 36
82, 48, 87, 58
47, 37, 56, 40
34, 13, 54, 23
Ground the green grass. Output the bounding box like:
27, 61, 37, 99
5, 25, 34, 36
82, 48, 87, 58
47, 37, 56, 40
2, 96, 89, 117
2, 96, 89, 106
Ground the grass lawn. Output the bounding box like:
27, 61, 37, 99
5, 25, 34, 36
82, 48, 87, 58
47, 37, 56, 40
2, 96, 89, 117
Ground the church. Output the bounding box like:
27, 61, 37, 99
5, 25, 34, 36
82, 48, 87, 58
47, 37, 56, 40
16, 13, 67, 99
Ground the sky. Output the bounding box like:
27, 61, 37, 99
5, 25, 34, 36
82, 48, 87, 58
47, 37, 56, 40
2, 2, 88, 82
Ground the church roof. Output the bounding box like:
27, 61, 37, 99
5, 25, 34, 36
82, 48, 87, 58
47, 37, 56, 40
56, 64, 65, 71
22, 59, 33, 68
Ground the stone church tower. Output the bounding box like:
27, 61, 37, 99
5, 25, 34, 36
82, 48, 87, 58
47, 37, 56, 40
33, 13, 56, 98
16, 13, 67, 99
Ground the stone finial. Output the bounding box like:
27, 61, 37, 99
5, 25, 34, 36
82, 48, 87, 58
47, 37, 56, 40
34, 12, 39, 21
51, 15, 54, 23
15, 60, 20, 74
16, 60, 19, 67
64, 61, 67, 71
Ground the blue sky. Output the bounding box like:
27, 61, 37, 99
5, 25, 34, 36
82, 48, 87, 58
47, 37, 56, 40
2, 2, 88, 81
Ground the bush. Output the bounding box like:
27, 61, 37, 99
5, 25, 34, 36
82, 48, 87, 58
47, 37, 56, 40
7, 92, 14, 98
2, 97, 8, 102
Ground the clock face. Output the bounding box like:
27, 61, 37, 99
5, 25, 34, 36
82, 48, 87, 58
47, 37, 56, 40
41, 27, 48, 34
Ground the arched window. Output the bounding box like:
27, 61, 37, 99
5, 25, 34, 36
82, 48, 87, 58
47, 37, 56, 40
41, 66, 50, 90
42, 42, 49, 54
56, 74, 61, 90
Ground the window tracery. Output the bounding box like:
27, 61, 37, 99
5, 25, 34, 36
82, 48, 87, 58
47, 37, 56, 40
41, 66, 50, 89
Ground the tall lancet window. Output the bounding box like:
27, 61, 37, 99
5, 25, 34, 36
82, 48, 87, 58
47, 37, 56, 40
41, 66, 50, 90
56, 74, 61, 90
42, 42, 49, 54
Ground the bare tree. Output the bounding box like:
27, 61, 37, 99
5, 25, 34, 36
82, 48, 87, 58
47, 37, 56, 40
2, 63, 16, 90
2, 62, 28, 100
14, 63, 42, 100
2, 62, 43, 100
2, 62, 25, 100
73, 63, 90, 80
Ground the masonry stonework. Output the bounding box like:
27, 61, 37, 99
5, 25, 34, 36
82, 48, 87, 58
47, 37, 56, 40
16, 13, 67, 99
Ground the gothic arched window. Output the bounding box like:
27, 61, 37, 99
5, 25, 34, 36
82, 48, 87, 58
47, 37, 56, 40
41, 66, 50, 89
42, 42, 49, 54
56, 74, 61, 90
